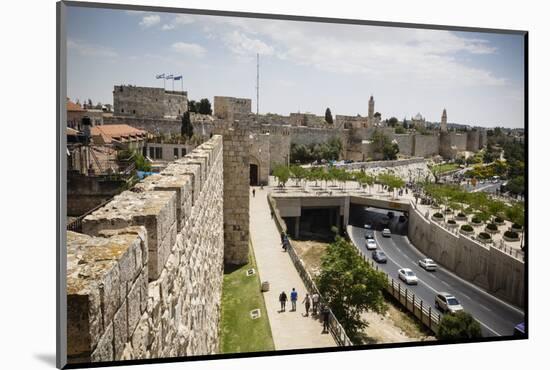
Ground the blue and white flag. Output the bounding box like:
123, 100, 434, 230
156, 73, 165, 79
165, 74, 174, 80
174, 75, 183, 81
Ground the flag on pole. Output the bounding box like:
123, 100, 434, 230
165, 74, 174, 79
173, 75, 183, 81
156, 73, 165, 79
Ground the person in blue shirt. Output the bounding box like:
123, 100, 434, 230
290, 288, 298, 311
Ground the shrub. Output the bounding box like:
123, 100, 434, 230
457, 213, 466, 218
494, 216, 504, 223
461, 224, 474, 232
447, 220, 456, 224
445, 208, 453, 213
478, 232, 491, 239
433, 212, 444, 218
486, 223, 498, 231
504, 230, 519, 239
437, 311, 482, 340
471, 216, 481, 224
512, 223, 523, 230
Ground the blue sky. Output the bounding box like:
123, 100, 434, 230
66, 6, 525, 128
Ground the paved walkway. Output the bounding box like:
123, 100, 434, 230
249, 186, 336, 350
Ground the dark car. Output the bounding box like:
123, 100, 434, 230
365, 230, 374, 240
387, 211, 395, 219
513, 322, 525, 337
398, 215, 407, 223
372, 250, 387, 263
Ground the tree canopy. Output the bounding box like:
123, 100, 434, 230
316, 236, 388, 342
325, 107, 334, 124
181, 111, 193, 139
371, 130, 399, 160
437, 311, 482, 340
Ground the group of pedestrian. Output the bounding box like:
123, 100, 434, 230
278, 289, 330, 332
280, 231, 289, 252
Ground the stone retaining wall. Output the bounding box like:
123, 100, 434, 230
67, 135, 225, 363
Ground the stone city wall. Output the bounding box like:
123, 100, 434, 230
67, 136, 225, 364
393, 134, 414, 156
113, 85, 188, 119
407, 203, 524, 307
104, 115, 181, 135
249, 133, 271, 184
413, 134, 440, 157
213, 96, 252, 119
449, 132, 468, 152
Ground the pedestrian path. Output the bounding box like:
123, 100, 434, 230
249, 187, 336, 350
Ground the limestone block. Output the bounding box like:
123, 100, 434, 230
91, 322, 114, 362
164, 162, 201, 205
131, 313, 150, 360
127, 277, 142, 338
151, 173, 193, 231
67, 231, 142, 357
113, 300, 128, 360
83, 190, 177, 281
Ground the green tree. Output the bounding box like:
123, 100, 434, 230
388, 117, 398, 127
273, 164, 290, 187
506, 176, 525, 196
181, 111, 193, 139
437, 311, 482, 340
316, 236, 387, 342
371, 130, 399, 160
394, 125, 406, 134
198, 98, 212, 115
188, 100, 198, 113
325, 107, 334, 124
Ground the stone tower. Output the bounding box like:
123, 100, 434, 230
441, 108, 448, 132
368, 95, 375, 120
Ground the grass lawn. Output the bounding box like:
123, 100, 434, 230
219, 242, 275, 354
432, 163, 460, 174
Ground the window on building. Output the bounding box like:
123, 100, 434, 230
142, 147, 147, 157
181, 148, 187, 156
133, 110, 136, 114
155, 147, 162, 160
173, 148, 179, 158
121, 109, 124, 113
149, 147, 155, 159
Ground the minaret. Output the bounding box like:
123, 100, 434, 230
441, 108, 447, 132
368, 95, 375, 120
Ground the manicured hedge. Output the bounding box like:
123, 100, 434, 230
471, 216, 482, 224
433, 212, 444, 218
461, 224, 474, 232
486, 223, 498, 231
494, 216, 504, 223
447, 220, 457, 224
504, 230, 519, 239
478, 232, 491, 239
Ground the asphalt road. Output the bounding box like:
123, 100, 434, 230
348, 208, 524, 337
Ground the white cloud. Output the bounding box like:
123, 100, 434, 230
222, 31, 274, 57
139, 15, 160, 28
161, 14, 195, 31
67, 39, 118, 58
171, 42, 206, 57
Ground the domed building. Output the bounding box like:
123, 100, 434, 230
411, 112, 426, 130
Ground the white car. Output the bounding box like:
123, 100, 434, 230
435, 292, 464, 313
398, 268, 418, 285
418, 258, 437, 271
366, 239, 377, 250
382, 228, 391, 237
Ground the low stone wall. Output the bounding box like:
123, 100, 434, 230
408, 202, 524, 307
67, 135, 225, 363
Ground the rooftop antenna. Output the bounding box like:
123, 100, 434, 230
256, 53, 260, 116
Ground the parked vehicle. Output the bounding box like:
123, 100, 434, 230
372, 250, 387, 263
398, 268, 418, 285
418, 258, 437, 271
366, 238, 377, 250
513, 322, 525, 336
382, 228, 391, 237
365, 230, 374, 240
435, 292, 463, 313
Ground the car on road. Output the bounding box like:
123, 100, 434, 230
364, 223, 372, 230
398, 215, 407, 223
366, 238, 377, 250
387, 211, 395, 219
418, 258, 437, 271
398, 268, 418, 285
382, 228, 391, 237
365, 230, 374, 239
435, 292, 463, 313
372, 250, 387, 263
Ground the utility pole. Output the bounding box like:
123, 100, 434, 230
256, 53, 260, 116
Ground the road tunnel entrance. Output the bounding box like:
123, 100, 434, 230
349, 203, 408, 235
283, 206, 342, 240
249, 163, 259, 186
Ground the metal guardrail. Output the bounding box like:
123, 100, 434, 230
67, 198, 112, 233
267, 195, 354, 346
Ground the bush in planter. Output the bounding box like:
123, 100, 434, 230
433, 212, 444, 218
461, 224, 474, 232
445, 208, 453, 213
486, 223, 498, 231
471, 216, 482, 224
494, 216, 504, 224
504, 230, 519, 239
512, 223, 523, 230
457, 212, 466, 218
447, 220, 457, 224
478, 232, 491, 240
